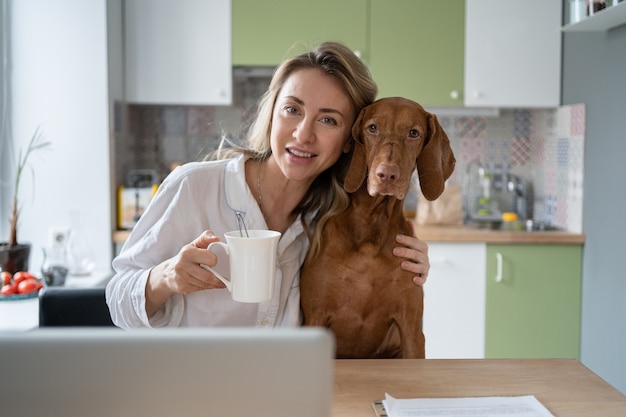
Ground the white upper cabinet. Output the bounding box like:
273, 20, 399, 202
124, 0, 232, 105
464, 0, 562, 107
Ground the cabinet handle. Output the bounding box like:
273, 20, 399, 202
495, 252, 503, 283
450, 90, 459, 100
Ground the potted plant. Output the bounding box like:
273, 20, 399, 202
0, 127, 51, 274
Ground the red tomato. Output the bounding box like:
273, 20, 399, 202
13, 271, 36, 286
1, 271, 11, 286
17, 278, 39, 295
1, 284, 17, 296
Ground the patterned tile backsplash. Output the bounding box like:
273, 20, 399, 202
114, 78, 585, 233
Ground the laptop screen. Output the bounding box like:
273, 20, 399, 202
0, 327, 335, 417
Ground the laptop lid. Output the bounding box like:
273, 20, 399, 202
0, 327, 335, 417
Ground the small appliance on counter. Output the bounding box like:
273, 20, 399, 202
117, 169, 160, 230
463, 162, 533, 229
464, 163, 502, 228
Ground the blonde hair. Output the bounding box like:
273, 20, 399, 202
216, 41, 377, 260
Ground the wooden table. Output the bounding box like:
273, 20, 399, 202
332, 359, 626, 416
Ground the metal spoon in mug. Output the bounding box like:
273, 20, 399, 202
235, 211, 249, 238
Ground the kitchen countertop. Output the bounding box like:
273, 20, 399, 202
115, 224, 586, 245
113, 230, 131, 244
413, 222, 585, 244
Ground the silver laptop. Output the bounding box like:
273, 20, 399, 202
0, 327, 335, 417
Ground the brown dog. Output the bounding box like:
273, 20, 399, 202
301, 97, 455, 359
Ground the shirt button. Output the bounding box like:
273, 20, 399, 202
260, 319, 271, 327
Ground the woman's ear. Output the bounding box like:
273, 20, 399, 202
342, 139, 352, 154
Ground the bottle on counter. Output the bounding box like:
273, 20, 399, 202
463, 161, 483, 222
477, 169, 493, 217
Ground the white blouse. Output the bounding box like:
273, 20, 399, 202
106, 155, 307, 329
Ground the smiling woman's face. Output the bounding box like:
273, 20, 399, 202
269, 68, 355, 187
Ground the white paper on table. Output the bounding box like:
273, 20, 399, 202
382, 393, 555, 417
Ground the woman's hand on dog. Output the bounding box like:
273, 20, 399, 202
394, 221, 430, 286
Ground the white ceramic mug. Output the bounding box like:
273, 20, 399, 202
202, 230, 281, 303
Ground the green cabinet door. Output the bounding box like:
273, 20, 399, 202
369, 0, 465, 106
485, 244, 582, 359
232, 0, 368, 67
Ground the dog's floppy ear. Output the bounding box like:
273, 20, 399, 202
416, 113, 456, 201
344, 107, 368, 193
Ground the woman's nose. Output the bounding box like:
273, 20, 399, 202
293, 118, 315, 143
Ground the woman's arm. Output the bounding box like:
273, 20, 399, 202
106, 162, 230, 328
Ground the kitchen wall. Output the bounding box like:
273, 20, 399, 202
114, 89, 585, 233
2, 0, 113, 275
0, 0, 9, 230
439, 104, 584, 232
562, 23, 626, 395
112, 73, 270, 188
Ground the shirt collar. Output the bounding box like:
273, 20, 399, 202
222, 155, 305, 241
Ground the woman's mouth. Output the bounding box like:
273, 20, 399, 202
287, 148, 315, 158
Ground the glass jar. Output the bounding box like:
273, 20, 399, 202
67, 212, 95, 276
501, 212, 520, 231
569, 0, 587, 24
41, 246, 69, 286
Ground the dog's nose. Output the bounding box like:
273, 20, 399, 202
375, 163, 400, 184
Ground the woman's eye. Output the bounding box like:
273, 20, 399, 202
409, 129, 420, 138
283, 105, 298, 115
367, 124, 377, 133
321, 116, 337, 126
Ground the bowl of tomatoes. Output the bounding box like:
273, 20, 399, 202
0, 271, 45, 300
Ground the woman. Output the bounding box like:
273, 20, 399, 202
106, 42, 430, 328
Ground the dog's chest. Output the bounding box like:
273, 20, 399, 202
308, 234, 414, 296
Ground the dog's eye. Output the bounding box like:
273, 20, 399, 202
409, 129, 420, 139
367, 124, 377, 133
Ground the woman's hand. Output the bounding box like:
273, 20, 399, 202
393, 221, 430, 286
145, 230, 226, 317
159, 230, 227, 295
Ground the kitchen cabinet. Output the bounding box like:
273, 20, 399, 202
485, 244, 582, 359
464, 0, 562, 107
423, 241, 582, 359
370, 0, 562, 107
232, 0, 462, 106
233, 0, 561, 108
124, 0, 232, 105
232, 0, 368, 67
369, 0, 465, 106
423, 243, 486, 359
